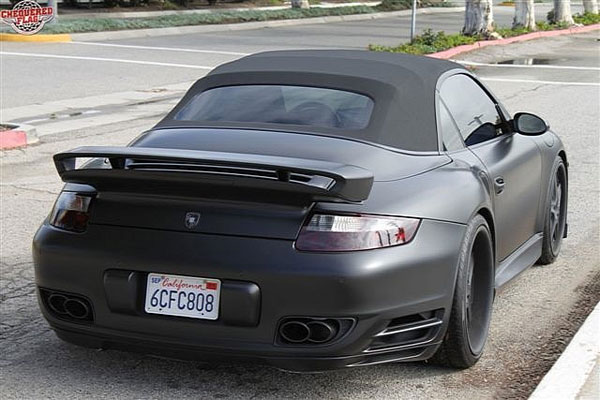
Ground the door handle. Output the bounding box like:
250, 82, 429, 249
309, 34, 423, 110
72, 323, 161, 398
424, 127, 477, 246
494, 177, 505, 194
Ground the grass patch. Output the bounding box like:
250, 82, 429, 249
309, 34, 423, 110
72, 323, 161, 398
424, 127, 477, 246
370, 15, 600, 55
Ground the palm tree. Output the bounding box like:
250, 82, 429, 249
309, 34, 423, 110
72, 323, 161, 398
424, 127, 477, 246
552, 0, 575, 24
463, 0, 495, 36
513, 0, 536, 30
583, 0, 599, 14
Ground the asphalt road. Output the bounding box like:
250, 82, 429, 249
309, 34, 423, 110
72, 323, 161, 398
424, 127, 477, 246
0, 17, 599, 400
0, 3, 584, 108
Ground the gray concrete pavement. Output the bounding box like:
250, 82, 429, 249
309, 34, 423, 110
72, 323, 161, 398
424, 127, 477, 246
529, 302, 599, 400
0, 26, 599, 400
0, 4, 584, 109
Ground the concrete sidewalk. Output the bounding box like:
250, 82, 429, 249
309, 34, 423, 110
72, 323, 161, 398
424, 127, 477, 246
529, 302, 600, 400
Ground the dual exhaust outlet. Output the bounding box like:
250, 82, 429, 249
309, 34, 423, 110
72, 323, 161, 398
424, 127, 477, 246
279, 319, 339, 344
47, 292, 92, 320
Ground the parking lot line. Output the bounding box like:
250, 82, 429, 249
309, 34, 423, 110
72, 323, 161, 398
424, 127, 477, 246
458, 60, 600, 71
69, 41, 250, 57
481, 77, 600, 87
0, 51, 213, 70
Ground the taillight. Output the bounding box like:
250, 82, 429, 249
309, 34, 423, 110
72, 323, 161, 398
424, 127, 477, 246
295, 213, 420, 252
49, 192, 93, 233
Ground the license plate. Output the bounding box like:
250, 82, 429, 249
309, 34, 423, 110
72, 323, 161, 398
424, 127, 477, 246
144, 273, 221, 320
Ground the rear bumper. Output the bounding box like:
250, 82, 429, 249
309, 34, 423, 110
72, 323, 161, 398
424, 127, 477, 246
33, 219, 465, 371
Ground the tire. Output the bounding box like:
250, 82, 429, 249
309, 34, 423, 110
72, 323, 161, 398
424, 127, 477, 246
431, 215, 495, 369
538, 157, 568, 265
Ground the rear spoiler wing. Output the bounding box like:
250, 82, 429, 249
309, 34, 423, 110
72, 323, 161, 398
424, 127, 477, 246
54, 146, 374, 203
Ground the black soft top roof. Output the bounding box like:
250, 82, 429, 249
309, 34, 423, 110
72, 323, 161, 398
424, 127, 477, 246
158, 50, 465, 152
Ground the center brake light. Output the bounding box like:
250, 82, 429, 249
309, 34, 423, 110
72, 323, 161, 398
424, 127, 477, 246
295, 213, 420, 252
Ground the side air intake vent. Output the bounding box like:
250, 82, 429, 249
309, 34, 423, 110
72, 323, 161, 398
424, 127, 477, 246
364, 309, 444, 354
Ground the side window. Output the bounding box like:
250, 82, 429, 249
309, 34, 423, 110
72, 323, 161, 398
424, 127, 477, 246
440, 75, 503, 146
438, 99, 464, 151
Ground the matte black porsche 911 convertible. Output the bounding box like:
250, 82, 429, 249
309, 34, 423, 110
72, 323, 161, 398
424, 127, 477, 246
33, 50, 568, 371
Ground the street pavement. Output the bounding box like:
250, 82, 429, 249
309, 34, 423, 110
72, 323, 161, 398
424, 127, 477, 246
0, 4, 584, 108
0, 11, 599, 400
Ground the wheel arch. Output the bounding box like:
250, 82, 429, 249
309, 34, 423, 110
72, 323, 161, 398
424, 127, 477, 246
475, 207, 496, 268
558, 150, 568, 178
537, 148, 568, 236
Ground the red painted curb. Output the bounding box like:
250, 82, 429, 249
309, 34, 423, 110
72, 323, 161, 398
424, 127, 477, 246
428, 23, 600, 59
0, 130, 28, 150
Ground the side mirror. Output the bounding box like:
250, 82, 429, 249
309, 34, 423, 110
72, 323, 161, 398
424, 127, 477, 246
513, 112, 548, 136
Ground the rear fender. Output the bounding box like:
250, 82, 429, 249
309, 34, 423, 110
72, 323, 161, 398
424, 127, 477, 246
316, 160, 493, 225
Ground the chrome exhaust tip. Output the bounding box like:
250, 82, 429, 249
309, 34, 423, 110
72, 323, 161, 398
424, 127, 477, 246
41, 288, 93, 322
47, 294, 68, 315
64, 298, 90, 319
280, 321, 311, 343
307, 320, 338, 343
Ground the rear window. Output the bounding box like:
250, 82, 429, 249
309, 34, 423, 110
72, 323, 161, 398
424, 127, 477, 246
173, 85, 374, 130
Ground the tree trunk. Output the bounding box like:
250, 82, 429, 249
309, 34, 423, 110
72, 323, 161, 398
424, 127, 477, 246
552, 0, 575, 24
513, 0, 536, 30
291, 0, 310, 9
583, 0, 599, 14
463, 0, 495, 36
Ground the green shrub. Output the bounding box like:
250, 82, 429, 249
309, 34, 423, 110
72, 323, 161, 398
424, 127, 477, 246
376, 0, 412, 11
161, 0, 178, 10
369, 29, 478, 55
574, 12, 600, 25
495, 26, 531, 37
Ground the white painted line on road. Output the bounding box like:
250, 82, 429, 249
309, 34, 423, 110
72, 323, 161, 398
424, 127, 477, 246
481, 77, 600, 87
458, 60, 600, 71
0, 52, 214, 70
529, 301, 600, 400
69, 41, 250, 57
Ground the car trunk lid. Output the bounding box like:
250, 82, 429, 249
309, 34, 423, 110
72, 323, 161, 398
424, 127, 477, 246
54, 146, 374, 239
53, 130, 450, 239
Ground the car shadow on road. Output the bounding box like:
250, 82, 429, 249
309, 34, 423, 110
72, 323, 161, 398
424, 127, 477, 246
6, 328, 458, 398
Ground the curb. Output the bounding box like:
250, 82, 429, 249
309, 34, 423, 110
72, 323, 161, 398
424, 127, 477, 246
0, 33, 72, 43
429, 23, 600, 59
0, 124, 38, 150
529, 301, 600, 400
